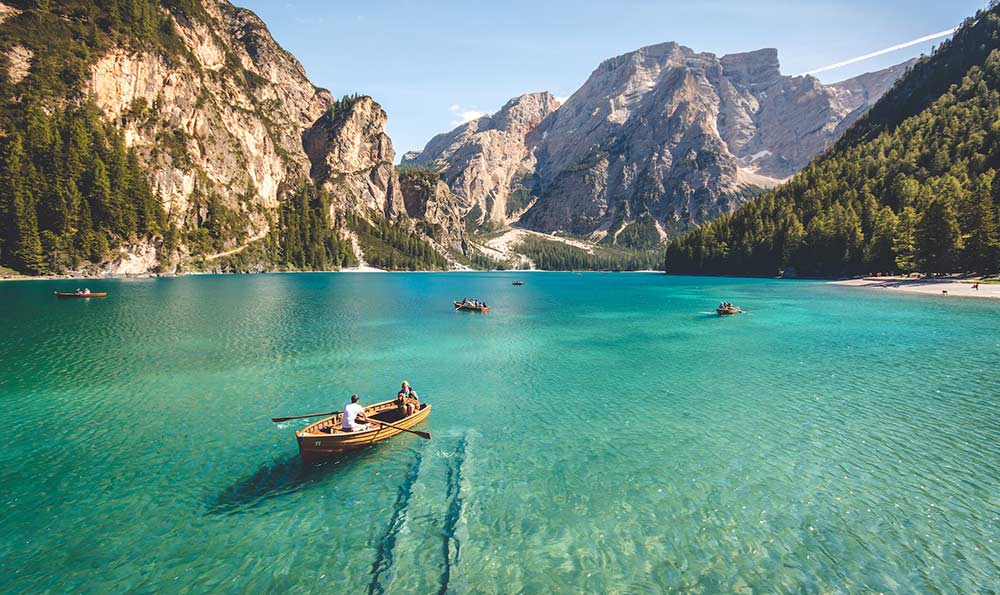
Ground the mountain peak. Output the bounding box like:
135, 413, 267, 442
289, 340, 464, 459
721, 48, 782, 91
491, 92, 559, 135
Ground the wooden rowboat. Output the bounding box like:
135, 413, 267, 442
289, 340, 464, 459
717, 306, 742, 316
296, 399, 432, 462
54, 291, 107, 298
454, 301, 489, 313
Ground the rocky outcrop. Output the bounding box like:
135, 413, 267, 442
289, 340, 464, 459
398, 168, 468, 255
726, 54, 918, 180
828, 58, 918, 136
402, 92, 559, 229
5, 44, 31, 85
0, 3, 18, 25
411, 43, 912, 243
303, 97, 404, 218
103, 239, 165, 276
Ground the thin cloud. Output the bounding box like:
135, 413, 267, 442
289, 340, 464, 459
798, 28, 956, 76
449, 104, 486, 125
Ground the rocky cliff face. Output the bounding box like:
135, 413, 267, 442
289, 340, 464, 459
409, 43, 912, 243
398, 168, 468, 256
87, 0, 332, 249
303, 96, 404, 219
75, 0, 419, 270
402, 92, 559, 230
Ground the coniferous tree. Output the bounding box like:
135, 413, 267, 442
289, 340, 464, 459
893, 207, 920, 274
916, 197, 963, 273
962, 172, 1000, 272
0, 135, 41, 273
3, 136, 47, 274
865, 207, 899, 273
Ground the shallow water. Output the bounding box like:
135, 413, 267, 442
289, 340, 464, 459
1, 273, 998, 593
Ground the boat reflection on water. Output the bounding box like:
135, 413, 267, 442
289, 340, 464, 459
208, 447, 382, 514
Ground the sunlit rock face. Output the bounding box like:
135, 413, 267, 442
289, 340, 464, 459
409, 43, 912, 243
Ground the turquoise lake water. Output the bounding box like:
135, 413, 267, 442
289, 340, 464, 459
1, 273, 998, 593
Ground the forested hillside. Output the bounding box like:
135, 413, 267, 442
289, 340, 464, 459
0, 1, 193, 273
0, 104, 168, 274
666, 4, 1000, 277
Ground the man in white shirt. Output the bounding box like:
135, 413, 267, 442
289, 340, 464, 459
342, 394, 370, 432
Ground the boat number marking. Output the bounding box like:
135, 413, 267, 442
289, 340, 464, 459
315, 441, 322, 446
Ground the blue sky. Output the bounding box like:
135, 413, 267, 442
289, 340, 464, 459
236, 0, 986, 157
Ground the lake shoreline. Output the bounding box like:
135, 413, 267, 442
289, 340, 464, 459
830, 276, 1000, 300
0, 268, 665, 282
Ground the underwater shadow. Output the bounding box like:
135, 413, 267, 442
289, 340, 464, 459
207, 447, 377, 515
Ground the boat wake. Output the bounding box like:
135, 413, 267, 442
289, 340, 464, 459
365, 432, 471, 595
437, 434, 468, 595
368, 449, 425, 595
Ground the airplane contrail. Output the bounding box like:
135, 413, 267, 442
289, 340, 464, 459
798, 28, 956, 77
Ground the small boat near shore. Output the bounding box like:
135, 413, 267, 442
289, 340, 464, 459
54, 291, 107, 298
296, 399, 432, 462
455, 299, 489, 313
512, 281, 525, 286
717, 305, 742, 316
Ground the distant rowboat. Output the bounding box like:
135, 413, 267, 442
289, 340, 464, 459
296, 399, 431, 462
54, 292, 107, 298
512, 281, 525, 285
717, 305, 742, 316
455, 300, 489, 313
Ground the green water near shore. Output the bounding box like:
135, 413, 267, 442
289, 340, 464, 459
1, 273, 998, 593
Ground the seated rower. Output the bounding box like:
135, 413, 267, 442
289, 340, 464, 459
397, 380, 419, 416
342, 394, 371, 432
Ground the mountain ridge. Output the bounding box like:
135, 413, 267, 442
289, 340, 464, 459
405, 42, 915, 247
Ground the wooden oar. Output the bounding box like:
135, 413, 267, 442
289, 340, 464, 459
271, 410, 340, 423
369, 418, 431, 440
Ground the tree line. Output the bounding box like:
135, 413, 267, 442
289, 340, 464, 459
666, 6, 1000, 277
517, 236, 661, 271
345, 212, 449, 271
0, 104, 168, 274
272, 184, 356, 271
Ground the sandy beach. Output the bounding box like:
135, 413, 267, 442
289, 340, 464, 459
831, 277, 1000, 299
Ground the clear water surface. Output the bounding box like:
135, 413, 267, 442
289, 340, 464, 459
1, 273, 998, 593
